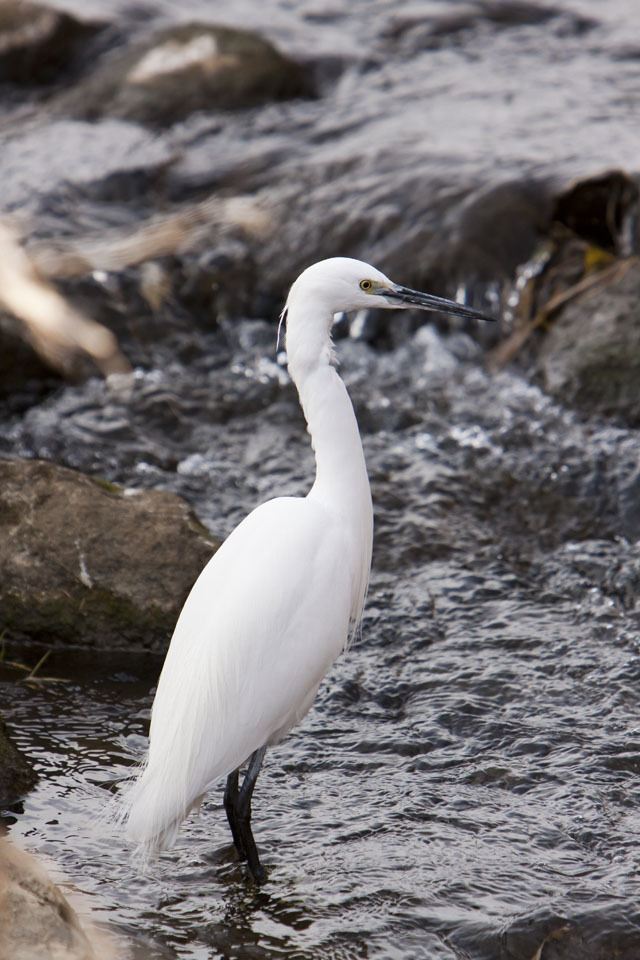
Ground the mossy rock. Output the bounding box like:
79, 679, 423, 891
0, 459, 219, 649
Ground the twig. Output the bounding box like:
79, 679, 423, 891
487, 258, 635, 370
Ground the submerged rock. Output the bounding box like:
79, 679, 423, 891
497, 904, 640, 960
62, 22, 310, 128
0, 718, 37, 808
0, 459, 219, 649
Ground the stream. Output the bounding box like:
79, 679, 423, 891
2, 1, 640, 958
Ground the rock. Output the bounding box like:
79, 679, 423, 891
536, 260, 640, 426
497, 905, 640, 960
0, 838, 115, 960
553, 169, 639, 256
0, 1, 103, 86
0, 718, 38, 808
0, 459, 219, 649
427, 178, 554, 304
62, 23, 311, 128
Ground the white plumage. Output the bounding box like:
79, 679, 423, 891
126, 496, 360, 847
121, 257, 493, 882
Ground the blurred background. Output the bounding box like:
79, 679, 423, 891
1, 1, 640, 958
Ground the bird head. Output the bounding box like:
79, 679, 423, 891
285, 257, 496, 324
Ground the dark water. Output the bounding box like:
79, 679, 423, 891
2, 0, 640, 957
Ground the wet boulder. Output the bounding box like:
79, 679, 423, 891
427, 178, 554, 303
536, 259, 640, 426
0, 459, 219, 650
0, 718, 38, 808
0, 839, 110, 960
63, 23, 310, 128
0, 1, 103, 86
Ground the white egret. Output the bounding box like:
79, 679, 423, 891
123, 257, 494, 883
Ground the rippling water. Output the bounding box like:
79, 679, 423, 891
3, 0, 640, 957
5, 325, 640, 958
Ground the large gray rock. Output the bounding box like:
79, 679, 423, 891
536, 260, 640, 425
62, 23, 310, 128
0, 459, 218, 649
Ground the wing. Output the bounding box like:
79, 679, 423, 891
125, 494, 353, 850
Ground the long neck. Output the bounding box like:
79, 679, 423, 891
286, 303, 371, 517
286, 303, 373, 625
298, 364, 371, 513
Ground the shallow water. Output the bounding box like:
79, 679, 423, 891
2, 0, 640, 956
5, 326, 640, 958
5, 590, 640, 960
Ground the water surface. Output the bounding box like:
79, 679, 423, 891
2, 1, 640, 956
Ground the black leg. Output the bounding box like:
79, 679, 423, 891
223, 747, 267, 884
236, 747, 267, 885
223, 768, 245, 858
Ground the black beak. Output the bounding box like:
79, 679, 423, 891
386, 285, 496, 324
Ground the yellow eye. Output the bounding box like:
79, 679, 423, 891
359, 279, 373, 291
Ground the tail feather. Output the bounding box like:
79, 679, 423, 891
116, 760, 191, 858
